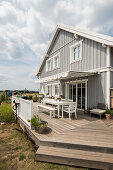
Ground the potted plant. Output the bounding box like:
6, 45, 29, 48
35, 120, 48, 133
111, 110, 113, 120
28, 115, 48, 133
105, 108, 111, 119
56, 97, 61, 101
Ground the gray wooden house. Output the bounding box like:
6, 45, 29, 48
37, 24, 113, 110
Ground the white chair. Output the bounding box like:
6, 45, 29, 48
62, 102, 77, 119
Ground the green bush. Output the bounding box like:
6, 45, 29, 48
0, 104, 13, 123
28, 95, 32, 100
0, 92, 10, 104
105, 108, 111, 114
33, 96, 38, 102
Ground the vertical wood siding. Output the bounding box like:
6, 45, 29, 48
88, 72, 107, 107
40, 29, 107, 79
110, 71, 113, 88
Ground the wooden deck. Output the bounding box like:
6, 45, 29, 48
33, 103, 113, 169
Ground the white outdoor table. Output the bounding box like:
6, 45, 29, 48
42, 98, 71, 118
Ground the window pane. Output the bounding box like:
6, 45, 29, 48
48, 60, 51, 70
78, 83, 81, 88
73, 84, 76, 102
47, 86, 51, 95
74, 47, 78, 60
73, 45, 81, 61
77, 87, 81, 108
55, 85, 59, 95
54, 56, 59, 68
69, 84, 72, 100
78, 46, 80, 59
82, 87, 85, 109
82, 83, 85, 88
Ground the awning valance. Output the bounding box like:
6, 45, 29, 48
37, 71, 98, 83
58, 71, 98, 81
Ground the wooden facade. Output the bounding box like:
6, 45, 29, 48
37, 24, 113, 109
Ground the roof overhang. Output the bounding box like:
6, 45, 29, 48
37, 71, 98, 83
57, 71, 98, 81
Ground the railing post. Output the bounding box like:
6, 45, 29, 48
30, 100, 33, 129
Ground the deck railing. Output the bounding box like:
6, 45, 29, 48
12, 96, 33, 128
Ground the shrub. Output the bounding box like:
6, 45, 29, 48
0, 92, 10, 104
33, 96, 38, 102
28, 95, 32, 100
105, 108, 111, 114
0, 104, 13, 123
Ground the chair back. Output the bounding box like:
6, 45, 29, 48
97, 103, 106, 110
69, 102, 77, 109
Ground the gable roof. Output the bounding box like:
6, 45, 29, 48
37, 24, 113, 76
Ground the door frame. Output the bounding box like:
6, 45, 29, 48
65, 79, 88, 110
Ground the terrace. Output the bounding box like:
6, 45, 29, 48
32, 103, 113, 170
12, 96, 113, 169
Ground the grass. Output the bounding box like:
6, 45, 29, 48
0, 103, 13, 123
19, 154, 26, 161
0, 123, 88, 170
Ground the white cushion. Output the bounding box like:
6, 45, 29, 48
90, 109, 105, 115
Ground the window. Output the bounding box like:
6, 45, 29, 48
52, 84, 59, 96
74, 45, 80, 60
46, 59, 52, 72
70, 41, 82, 63
53, 53, 60, 69
46, 85, 51, 96
55, 84, 59, 95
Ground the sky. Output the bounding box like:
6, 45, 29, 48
0, 0, 113, 91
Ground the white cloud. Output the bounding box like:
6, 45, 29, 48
0, 0, 113, 90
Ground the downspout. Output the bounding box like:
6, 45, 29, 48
106, 46, 111, 109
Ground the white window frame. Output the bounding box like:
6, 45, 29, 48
46, 58, 52, 72
52, 83, 60, 97
45, 84, 51, 96
53, 53, 60, 69
70, 40, 83, 64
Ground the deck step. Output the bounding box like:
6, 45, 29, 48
40, 140, 113, 154
36, 145, 113, 170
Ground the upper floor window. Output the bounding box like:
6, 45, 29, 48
70, 40, 82, 64
46, 59, 52, 72
53, 53, 60, 69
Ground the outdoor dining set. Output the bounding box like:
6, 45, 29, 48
37, 98, 77, 120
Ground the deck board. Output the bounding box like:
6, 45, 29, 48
33, 103, 113, 169
33, 103, 113, 146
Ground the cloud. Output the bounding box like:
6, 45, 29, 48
0, 0, 113, 90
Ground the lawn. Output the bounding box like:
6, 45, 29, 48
0, 123, 88, 170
